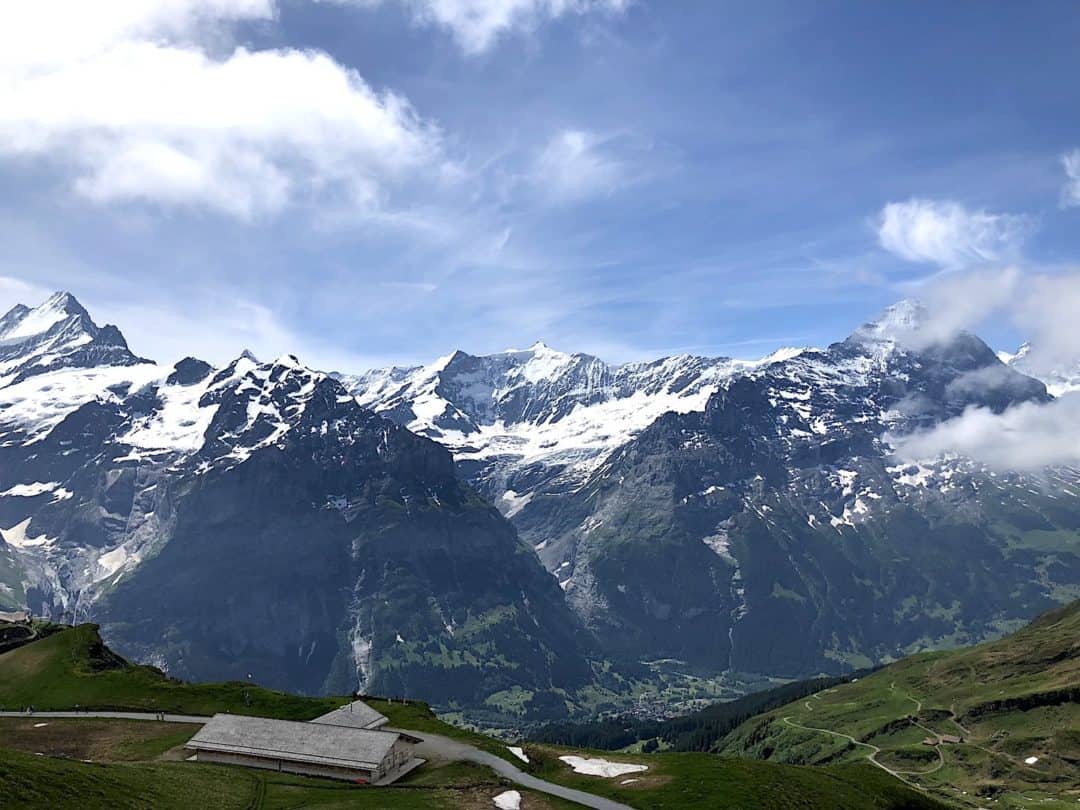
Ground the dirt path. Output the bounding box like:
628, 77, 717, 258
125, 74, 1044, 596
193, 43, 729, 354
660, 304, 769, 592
0, 710, 209, 723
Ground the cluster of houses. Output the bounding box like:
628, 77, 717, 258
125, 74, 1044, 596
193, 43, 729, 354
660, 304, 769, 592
185, 699, 423, 784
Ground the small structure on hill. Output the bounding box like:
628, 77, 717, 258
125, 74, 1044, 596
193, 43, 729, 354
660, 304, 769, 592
922, 734, 963, 746
311, 699, 389, 730
186, 713, 417, 783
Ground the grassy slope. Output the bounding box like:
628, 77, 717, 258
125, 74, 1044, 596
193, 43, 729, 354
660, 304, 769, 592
0, 624, 343, 719
523, 743, 947, 810
720, 601, 1080, 809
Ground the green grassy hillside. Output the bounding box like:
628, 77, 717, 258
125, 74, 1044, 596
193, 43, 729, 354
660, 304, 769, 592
0, 623, 343, 719
0, 622, 950, 809
720, 601, 1080, 809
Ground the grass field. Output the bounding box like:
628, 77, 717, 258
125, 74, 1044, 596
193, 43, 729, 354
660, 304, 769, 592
720, 601, 1080, 809
514, 743, 948, 810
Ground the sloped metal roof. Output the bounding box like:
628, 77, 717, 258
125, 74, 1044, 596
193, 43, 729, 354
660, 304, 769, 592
310, 700, 388, 730
186, 713, 401, 770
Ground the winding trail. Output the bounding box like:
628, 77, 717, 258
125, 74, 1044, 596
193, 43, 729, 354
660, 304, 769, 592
0, 711, 632, 809
782, 683, 954, 788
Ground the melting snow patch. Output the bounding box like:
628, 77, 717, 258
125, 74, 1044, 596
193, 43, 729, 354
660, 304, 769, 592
33, 722, 48, 728
492, 790, 521, 810
620, 778, 640, 785
1024, 756, 1039, 765
507, 746, 529, 763
559, 755, 648, 777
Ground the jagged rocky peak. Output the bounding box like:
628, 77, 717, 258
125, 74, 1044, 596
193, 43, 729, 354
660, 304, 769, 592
1, 290, 91, 341
0, 291, 148, 386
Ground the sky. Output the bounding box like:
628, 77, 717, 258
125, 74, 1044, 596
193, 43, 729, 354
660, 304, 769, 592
1, 1, 1080, 373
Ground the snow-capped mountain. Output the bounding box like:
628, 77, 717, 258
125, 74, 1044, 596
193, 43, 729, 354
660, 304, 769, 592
0, 293, 595, 707
0, 291, 147, 389
526, 303, 1077, 676
3, 290, 1077, 712
1000, 342, 1080, 396
342, 341, 806, 528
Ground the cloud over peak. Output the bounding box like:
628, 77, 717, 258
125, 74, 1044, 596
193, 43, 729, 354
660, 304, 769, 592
876, 198, 1030, 269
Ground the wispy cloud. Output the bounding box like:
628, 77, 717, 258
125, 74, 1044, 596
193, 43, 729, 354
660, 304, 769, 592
0, 0, 446, 219
876, 199, 1031, 268
1062, 150, 1080, 208
337, 0, 631, 54
533, 129, 625, 202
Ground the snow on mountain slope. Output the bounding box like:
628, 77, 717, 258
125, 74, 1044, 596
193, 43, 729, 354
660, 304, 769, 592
533, 301, 1074, 677
342, 342, 809, 521
0, 293, 360, 613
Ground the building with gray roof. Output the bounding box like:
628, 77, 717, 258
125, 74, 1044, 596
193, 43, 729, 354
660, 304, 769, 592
310, 699, 388, 730
186, 713, 415, 783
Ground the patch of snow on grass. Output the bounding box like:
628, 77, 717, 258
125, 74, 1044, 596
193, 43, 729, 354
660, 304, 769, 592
507, 746, 529, 763
559, 755, 648, 777
1024, 756, 1039, 765
492, 790, 521, 810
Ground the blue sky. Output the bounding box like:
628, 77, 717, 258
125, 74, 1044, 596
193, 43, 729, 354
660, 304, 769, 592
1, 1, 1079, 371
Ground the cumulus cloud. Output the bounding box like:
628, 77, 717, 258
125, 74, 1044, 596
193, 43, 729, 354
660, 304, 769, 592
0, 1, 445, 219
344, 0, 630, 54
877, 199, 1030, 268
534, 129, 624, 201
891, 394, 1080, 472
1062, 150, 1080, 208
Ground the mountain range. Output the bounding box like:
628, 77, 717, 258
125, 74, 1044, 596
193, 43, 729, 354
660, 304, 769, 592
1, 292, 1077, 721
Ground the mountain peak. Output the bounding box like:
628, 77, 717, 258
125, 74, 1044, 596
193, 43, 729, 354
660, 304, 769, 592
0, 291, 147, 386
858, 298, 928, 339
0, 290, 91, 342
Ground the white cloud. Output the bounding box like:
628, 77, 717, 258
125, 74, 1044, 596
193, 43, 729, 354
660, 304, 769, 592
887, 269, 1080, 472
877, 199, 1030, 268
1011, 272, 1080, 375
0, 1, 445, 219
534, 129, 624, 201
904, 267, 1021, 348
345, 0, 630, 54
1062, 150, 1080, 208
891, 394, 1080, 472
